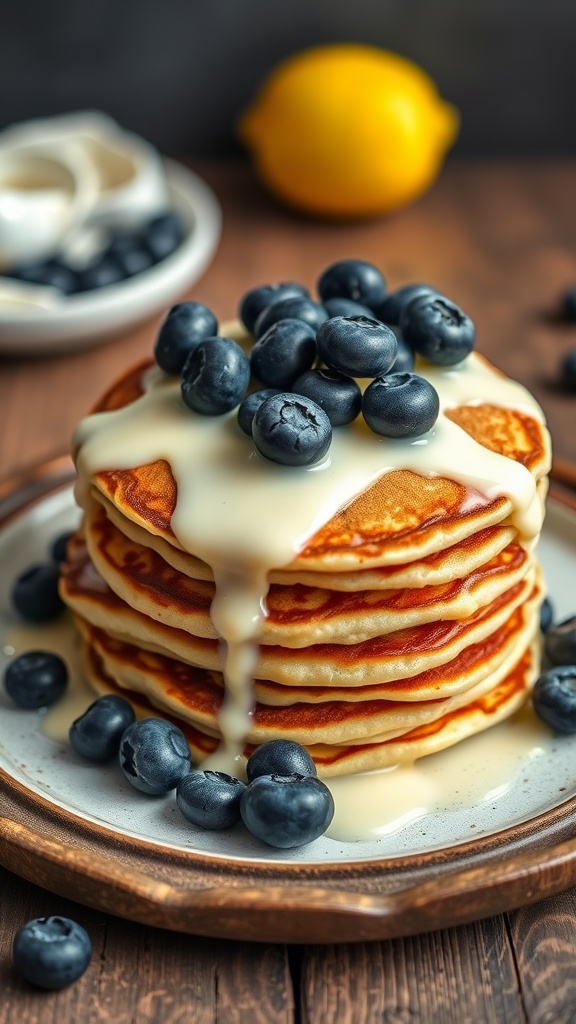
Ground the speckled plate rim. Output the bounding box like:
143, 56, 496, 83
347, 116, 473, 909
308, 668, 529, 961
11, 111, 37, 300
1, 456, 576, 942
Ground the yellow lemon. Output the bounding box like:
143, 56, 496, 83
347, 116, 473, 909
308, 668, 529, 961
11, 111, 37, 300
238, 44, 459, 219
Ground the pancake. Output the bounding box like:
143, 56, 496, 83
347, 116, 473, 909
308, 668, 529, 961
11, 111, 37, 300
62, 315, 551, 777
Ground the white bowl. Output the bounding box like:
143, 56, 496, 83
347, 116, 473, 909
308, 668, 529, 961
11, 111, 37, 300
0, 159, 222, 355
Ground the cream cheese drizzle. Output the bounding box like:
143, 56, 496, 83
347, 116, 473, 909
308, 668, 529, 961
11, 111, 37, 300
72, 349, 549, 768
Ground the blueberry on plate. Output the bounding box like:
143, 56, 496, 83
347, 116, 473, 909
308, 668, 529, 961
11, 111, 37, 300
143, 210, 185, 261
70, 695, 135, 762
77, 255, 124, 292
401, 294, 475, 365
317, 259, 386, 311
250, 318, 317, 388
119, 718, 191, 795
12, 916, 91, 990
544, 615, 576, 665
252, 392, 332, 466
11, 258, 78, 295
4, 651, 68, 709
316, 315, 397, 378
112, 239, 154, 278
373, 283, 436, 326
154, 301, 218, 374
291, 368, 362, 426
50, 530, 73, 564
239, 282, 309, 335
176, 770, 246, 829
240, 773, 334, 848
560, 351, 576, 390
363, 373, 440, 438
540, 596, 554, 634
323, 297, 375, 319
388, 329, 415, 374
237, 388, 282, 436
253, 295, 328, 339
181, 337, 250, 415
246, 740, 317, 782
532, 665, 576, 733
12, 562, 64, 622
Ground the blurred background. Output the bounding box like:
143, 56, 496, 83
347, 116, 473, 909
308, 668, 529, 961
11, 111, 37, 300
1, 0, 575, 156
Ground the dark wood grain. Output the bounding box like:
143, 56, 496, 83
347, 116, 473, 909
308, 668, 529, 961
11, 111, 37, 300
2, 158, 576, 1022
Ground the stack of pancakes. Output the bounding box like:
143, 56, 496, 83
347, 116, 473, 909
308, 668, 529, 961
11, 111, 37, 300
61, 331, 551, 777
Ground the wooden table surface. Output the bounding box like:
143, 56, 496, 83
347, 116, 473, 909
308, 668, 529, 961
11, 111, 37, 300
1, 159, 576, 1023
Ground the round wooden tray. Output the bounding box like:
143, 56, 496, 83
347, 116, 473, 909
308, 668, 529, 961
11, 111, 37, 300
1, 456, 576, 944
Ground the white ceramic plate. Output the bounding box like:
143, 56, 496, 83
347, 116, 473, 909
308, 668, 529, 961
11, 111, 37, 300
0, 160, 221, 355
1, 473, 576, 868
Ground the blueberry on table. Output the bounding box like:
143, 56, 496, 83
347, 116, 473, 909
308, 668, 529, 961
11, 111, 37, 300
292, 368, 362, 426
181, 337, 250, 415
363, 373, 440, 438
119, 718, 191, 795
401, 294, 475, 365
250, 318, 317, 388
323, 297, 375, 319
544, 615, 576, 665
254, 295, 328, 339
252, 392, 332, 466
316, 315, 397, 378
246, 739, 317, 782
317, 259, 386, 311
4, 651, 68, 709
240, 773, 334, 848
51, 530, 73, 564
560, 351, 576, 390
540, 597, 554, 634
176, 770, 246, 829
143, 210, 185, 261
239, 282, 309, 334
12, 562, 64, 622
237, 388, 282, 436
373, 283, 436, 326
12, 916, 91, 990
532, 666, 576, 733
70, 695, 135, 761
154, 301, 219, 374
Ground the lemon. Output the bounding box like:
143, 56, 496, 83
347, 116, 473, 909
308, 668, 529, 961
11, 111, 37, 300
238, 44, 459, 219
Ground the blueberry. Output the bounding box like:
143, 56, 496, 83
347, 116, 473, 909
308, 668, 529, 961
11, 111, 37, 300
292, 368, 362, 426
246, 740, 317, 782
252, 393, 332, 466
4, 650, 68, 709
12, 259, 78, 295
12, 916, 91, 990
239, 282, 309, 334
532, 665, 576, 733
560, 351, 576, 390
316, 316, 397, 378
363, 372, 440, 438
12, 562, 64, 622
254, 296, 328, 339
154, 301, 219, 374
70, 695, 135, 762
540, 597, 554, 634
373, 284, 436, 326
250, 318, 317, 388
401, 294, 475, 365
176, 770, 246, 829
323, 297, 375, 319
119, 718, 191, 795
240, 773, 334, 848
181, 337, 250, 415
237, 388, 282, 436
113, 240, 154, 278
317, 259, 386, 311
545, 615, 576, 665
51, 531, 73, 564
77, 255, 124, 291
143, 210, 185, 261
560, 287, 576, 321
388, 329, 415, 374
